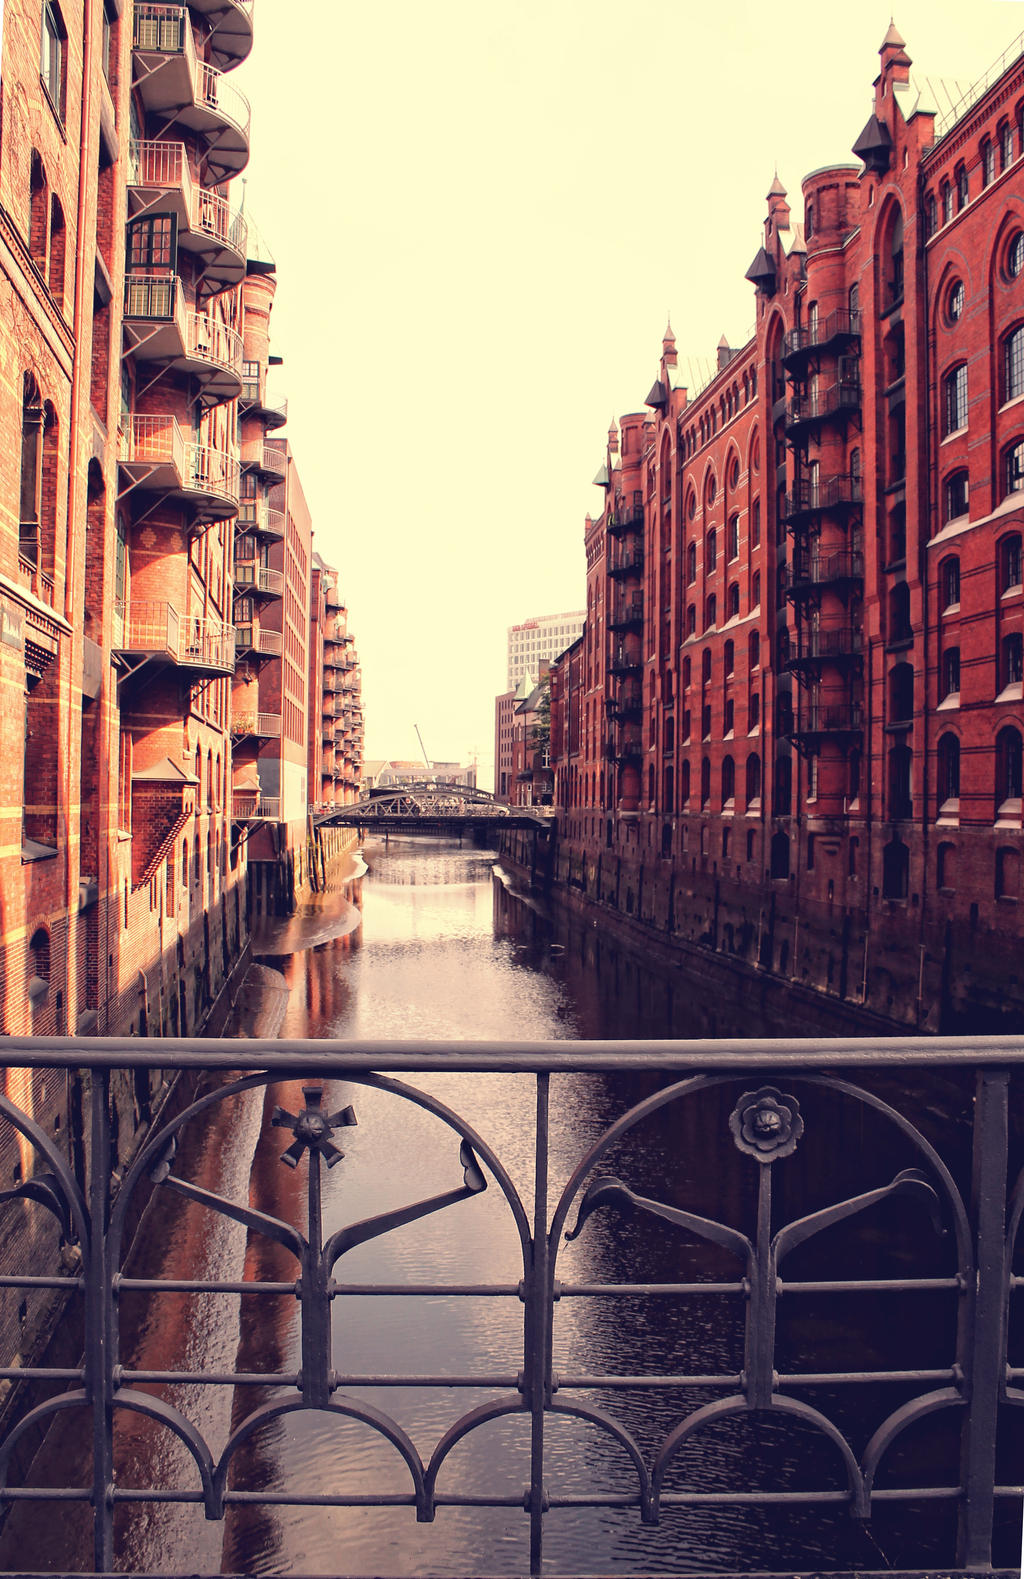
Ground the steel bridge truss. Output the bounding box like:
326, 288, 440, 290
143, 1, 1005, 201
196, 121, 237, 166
0, 1036, 1019, 1577
319, 781, 515, 824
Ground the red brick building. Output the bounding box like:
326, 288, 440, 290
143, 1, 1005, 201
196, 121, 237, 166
550, 25, 1024, 1030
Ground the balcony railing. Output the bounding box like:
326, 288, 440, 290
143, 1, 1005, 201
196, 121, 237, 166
235, 622, 283, 657
786, 550, 864, 595
112, 600, 235, 672
608, 646, 641, 675
608, 548, 644, 577
127, 140, 247, 272
132, 6, 250, 178
241, 440, 287, 478
233, 563, 284, 597
236, 498, 285, 540
783, 475, 864, 522
0, 1037, 1016, 1577
782, 309, 861, 364
784, 626, 863, 667
789, 702, 864, 736
785, 382, 862, 434
119, 417, 240, 514
230, 711, 281, 739
608, 597, 644, 632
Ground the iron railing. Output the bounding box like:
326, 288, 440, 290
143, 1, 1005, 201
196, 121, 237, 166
0, 1039, 1018, 1576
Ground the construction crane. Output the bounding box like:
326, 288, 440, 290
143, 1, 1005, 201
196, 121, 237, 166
414, 724, 432, 778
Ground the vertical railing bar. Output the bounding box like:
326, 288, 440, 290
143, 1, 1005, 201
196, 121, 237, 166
958, 1067, 1010, 1568
528, 1071, 550, 1577
87, 1069, 114, 1574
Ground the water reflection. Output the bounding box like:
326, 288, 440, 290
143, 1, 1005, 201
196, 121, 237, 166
0, 836, 990, 1574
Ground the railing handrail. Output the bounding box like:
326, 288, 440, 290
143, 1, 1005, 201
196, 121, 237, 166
2, 1033, 1024, 1069
195, 59, 251, 140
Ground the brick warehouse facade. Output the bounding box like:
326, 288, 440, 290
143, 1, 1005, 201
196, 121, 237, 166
547, 25, 1024, 1032
0, 0, 362, 1043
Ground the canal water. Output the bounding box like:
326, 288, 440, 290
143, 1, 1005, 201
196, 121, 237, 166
2, 837, 997, 1574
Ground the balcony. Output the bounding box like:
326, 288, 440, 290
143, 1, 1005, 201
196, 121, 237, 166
127, 141, 247, 293
235, 621, 283, 659
782, 309, 861, 370
122, 276, 243, 406
605, 731, 643, 762
608, 597, 644, 633
782, 474, 864, 526
784, 626, 863, 671
236, 497, 285, 541
238, 363, 288, 430
787, 702, 864, 739
231, 791, 281, 820
119, 416, 240, 522
230, 710, 281, 740
233, 562, 284, 599
606, 501, 645, 537
184, 0, 254, 70
786, 550, 864, 599
132, 5, 251, 180
785, 381, 861, 439
240, 438, 287, 481
608, 645, 641, 676
608, 548, 644, 578
112, 600, 235, 676
605, 688, 643, 721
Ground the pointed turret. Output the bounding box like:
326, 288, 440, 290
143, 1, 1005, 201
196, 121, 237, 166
607, 419, 619, 458
767, 172, 790, 235
662, 319, 677, 368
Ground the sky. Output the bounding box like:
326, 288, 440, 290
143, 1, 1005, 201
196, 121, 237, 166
235, 1, 1024, 786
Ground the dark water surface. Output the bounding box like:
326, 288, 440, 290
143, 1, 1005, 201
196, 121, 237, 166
5, 837, 1001, 1574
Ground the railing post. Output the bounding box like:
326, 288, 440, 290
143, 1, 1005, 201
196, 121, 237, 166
958, 1067, 1010, 1569
527, 1072, 550, 1577
87, 1068, 114, 1574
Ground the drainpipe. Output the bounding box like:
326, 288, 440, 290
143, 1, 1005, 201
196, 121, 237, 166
65, 0, 96, 1030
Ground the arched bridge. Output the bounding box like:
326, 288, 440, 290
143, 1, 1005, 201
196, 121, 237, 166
313, 781, 550, 833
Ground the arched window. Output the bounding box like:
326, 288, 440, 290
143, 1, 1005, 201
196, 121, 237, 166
682, 655, 691, 690
727, 583, 740, 619
889, 581, 912, 645
1004, 439, 1024, 498
996, 726, 1023, 809
748, 629, 760, 669
941, 646, 961, 700
941, 556, 960, 610
997, 845, 1021, 899
704, 594, 716, 631
770, 829, 790, 878
745, 752, 761, 808
686, 542, 697, 584
19, 373, 43, 567
981, 138, 995, 187
889, 661, 914, 722
945, 470, 969, 522
1000, 118, 1014, 171
925, 191, 937, 235
1004, 326, 1024, 404
722, 755, 735, 807
944, 363, 968, 434
937, 841, 956, 890
48, 195, 65, 307
705, 528, 717, 571
937, 733, 960, 807
941, 180, 953, 224
955, 161, 968, 210
29, 151, 48, 269
727, 512, 739, 559
700, 756, 711, 808
889, 743, 913, 819
723, 639, 734, 676
1000, 533, 1023, 593
1001, 631, 1024, 690
701, 648, 712, 683
886, 206, 904, 305
686, 604, 696, 637
773, 752, 792, 816
882, 837, 909, 899
680, 759, 690, 805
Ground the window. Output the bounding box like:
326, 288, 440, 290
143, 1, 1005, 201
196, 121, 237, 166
997, 725, 1023, 807
704, 595, 716, 631
1000, 533, 1023, 593
127, 214, 177, 272
882, 836, 909, 899
982, 138, 995, 187
40, 1, 67, 121
682, 655, 691, 690
997, 846, 1021, 899
925, 192, 937, 235
749, 629, 760, 669
944, 363, 968, 434
1001, 631, 1023, 689
700, 756, 711, 808
941, 646, 960, 699
889, 745, 913, 819
751, 498, 760, 548
701, 703, 712, 739
1004, 326, 1024, 403
1000, 119, 1014, 171
941, 556, 960, 610
749, 691, 760, 729
724, 639, 734, 676
1006, 440, 1024, 497
706, 529, 717, 571
955, 162, 968, 210
746, 753, 761, 807
701, 648, 712, 683
1010, 232, 1024, 280
722, 756, 735, 806
724, 697, 734, 735
937, 734, 960, 806
945, 470, 969, 522
686, 604, 696, 637
727, 513, 739, 560
947, 280, 964, 323
686, 542, 697, 584
942, 180, 953, 224
727, 583, 740, 619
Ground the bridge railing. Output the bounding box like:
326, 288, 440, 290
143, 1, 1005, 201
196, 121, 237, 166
0, 1035, 1019, 1577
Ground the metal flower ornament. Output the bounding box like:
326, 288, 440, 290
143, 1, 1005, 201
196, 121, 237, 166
728, 1085, 804, 1163
271, 1085, 357, 1169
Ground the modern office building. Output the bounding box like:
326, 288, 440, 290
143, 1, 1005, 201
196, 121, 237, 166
506, 610, 584, 691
